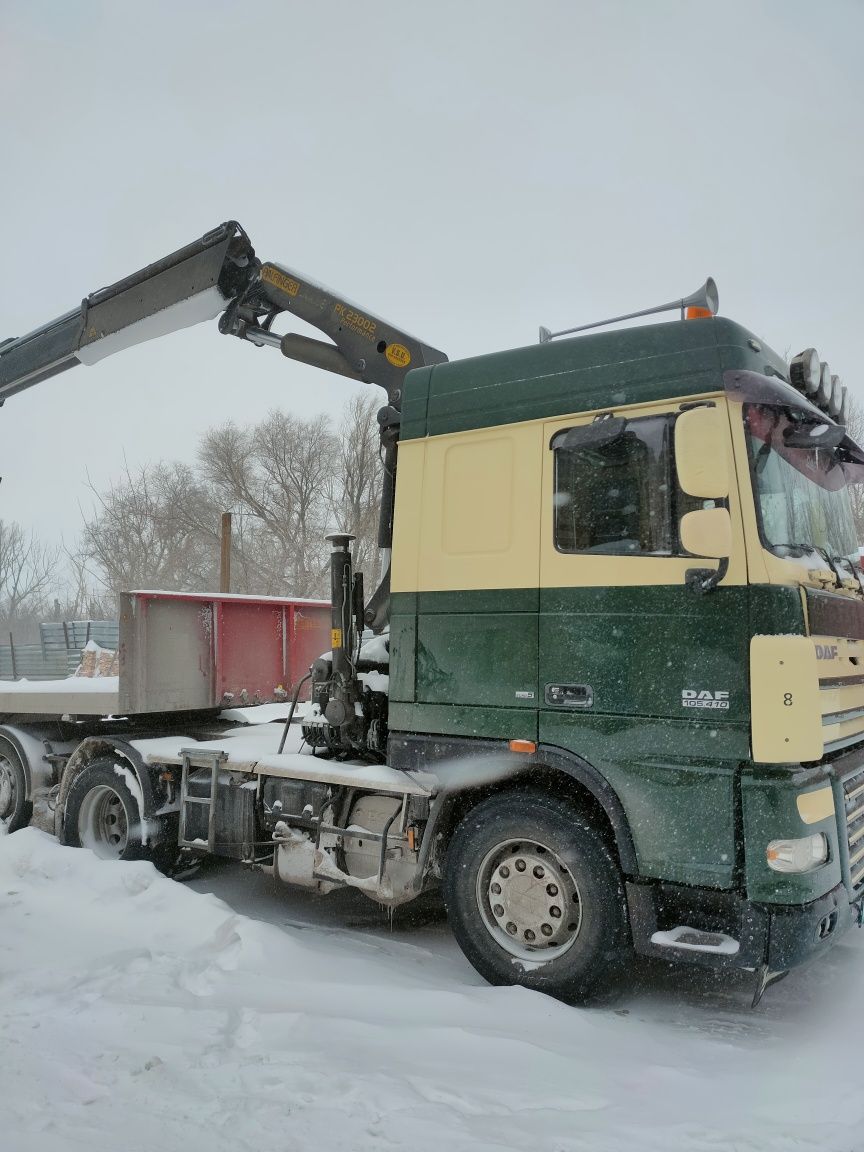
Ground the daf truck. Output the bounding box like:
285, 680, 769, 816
0, 221, 862, 1004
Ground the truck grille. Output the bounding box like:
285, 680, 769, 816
807, 588, 864, 755
843, 769, 864, 890
814, 635, 864, 755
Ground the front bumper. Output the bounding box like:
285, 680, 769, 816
628, 878, 859, 972
761, 880, 856, 971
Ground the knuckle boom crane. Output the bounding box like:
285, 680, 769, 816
0, 222, 448, 760
0, 221, 446, 402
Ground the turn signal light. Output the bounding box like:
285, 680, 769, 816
685, 306, 713, 320
509, 739, 537, 754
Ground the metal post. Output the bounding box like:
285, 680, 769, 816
220, 512, 232, 594
207, 754, 220, 852
9, 633, 16, 680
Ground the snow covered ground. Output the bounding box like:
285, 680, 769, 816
1, 828, 863, 1152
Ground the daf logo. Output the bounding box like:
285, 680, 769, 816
681, 689, 730, 710
815, 644, 839, 660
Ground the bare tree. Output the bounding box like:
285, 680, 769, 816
200, 410, 340, 597
52, 550, 115, 621
80, 460, 222, 604
0, 520, 58, 626
331, 394, 384, 588
79, 397, 385, 610
845, 393, 864, 546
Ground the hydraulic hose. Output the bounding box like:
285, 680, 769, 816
277, 672, 313, 755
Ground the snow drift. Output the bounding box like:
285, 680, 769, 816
0, 828, 862, 1151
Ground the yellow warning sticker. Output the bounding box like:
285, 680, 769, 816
261, 265, 300, 297
385, 343, 411, 369
331, 628, 343, 649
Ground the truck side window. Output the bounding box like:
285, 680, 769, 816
553, 415, 675, 555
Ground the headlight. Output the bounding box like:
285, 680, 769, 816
766, 834, 828, 873
838, 382, 849, 426
789, 348, 821, 395
816, 362, 832, 408
829, 375, 843, 419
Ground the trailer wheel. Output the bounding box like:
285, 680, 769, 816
0, 741, 31, 833
443, 792, 630, 1003
63, 760, 150, 862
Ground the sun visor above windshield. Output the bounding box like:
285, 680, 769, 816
724, 369, 864, 471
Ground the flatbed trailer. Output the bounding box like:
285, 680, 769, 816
0, 588, 331, 855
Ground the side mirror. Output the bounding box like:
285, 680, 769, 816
680, 507, 732, 559
675, 407, 729, 498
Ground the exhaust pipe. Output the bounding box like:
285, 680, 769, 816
323, 532, 360, 733
326, 532, 356, 685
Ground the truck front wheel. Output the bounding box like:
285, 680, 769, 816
443, 792, 630, 1003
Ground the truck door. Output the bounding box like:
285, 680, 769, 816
537, 398, 750, 886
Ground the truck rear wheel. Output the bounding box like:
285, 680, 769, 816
443, 792, 630, 1003
63, 760, 149, 862
0, 741, 31, 833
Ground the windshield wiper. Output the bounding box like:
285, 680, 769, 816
816, 547, 843, 585
773, 542, 843, 585
806, 544, 843, 586
830, 553, 863, 587
773, 542, 815, 558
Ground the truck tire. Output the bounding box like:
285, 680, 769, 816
443, 791, 630, 1003
0, 741, 31, 833
62, 760, 152, 862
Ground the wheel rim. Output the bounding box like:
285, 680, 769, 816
476, 837, 583, 962
0, 754, 18, 823
77, 785, 129, 859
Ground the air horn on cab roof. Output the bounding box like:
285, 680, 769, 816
538, 278, 719, 344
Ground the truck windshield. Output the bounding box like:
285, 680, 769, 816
744, 403, 860, 564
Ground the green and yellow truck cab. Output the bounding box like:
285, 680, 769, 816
387, 300, 864, 998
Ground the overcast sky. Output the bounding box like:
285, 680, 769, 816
1, 0, 862, 553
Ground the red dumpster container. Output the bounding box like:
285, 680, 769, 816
118, 591, 330, 714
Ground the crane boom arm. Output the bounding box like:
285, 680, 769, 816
0, 221, 447, 406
